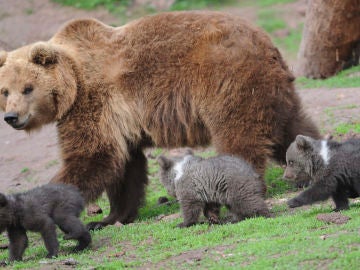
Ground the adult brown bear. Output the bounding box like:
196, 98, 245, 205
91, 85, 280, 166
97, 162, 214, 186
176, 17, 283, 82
0, 11, 320, 229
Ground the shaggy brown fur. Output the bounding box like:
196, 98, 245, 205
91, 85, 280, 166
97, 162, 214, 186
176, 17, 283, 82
0, 11, 319, 229
158, 153, 270, 227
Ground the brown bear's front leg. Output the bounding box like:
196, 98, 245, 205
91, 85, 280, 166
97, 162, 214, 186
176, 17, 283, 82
87, 148, 148, 230
51, 152, 115, 203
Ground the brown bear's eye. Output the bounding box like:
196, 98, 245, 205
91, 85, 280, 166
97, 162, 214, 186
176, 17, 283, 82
23, 85, 33, 95
288, 160, 294, 166
2, 89, 9, 97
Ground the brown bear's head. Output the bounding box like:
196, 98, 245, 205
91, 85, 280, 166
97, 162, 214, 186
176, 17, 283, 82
0, 42, 77, 131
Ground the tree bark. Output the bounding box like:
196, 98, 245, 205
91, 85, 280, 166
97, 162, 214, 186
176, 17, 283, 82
297, 0, 360, 79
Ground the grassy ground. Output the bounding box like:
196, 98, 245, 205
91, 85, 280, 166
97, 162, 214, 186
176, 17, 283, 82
1, 150, 359, 269
1, 0, 359, 269
296, 66, 360, 89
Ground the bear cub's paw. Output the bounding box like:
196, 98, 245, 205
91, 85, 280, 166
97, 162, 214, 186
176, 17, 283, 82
287, 197, 303, 208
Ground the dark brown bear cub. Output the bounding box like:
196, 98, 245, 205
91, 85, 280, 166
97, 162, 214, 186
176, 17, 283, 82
158, 152, 270, 227
284, 135, 360, 211
0, 184, 91, 261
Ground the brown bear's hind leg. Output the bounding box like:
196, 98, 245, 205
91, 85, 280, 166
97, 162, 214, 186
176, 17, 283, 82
115, 148, 148, 224
87, 148, 148, 230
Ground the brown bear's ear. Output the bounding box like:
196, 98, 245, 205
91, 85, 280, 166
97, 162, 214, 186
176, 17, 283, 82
29, 42, 58, 66
157, 155, 173, 170
0, 51, 7, 67
0, 194, 8, 207
295, 135, 313, 151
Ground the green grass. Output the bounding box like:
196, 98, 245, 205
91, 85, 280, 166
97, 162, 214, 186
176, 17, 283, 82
264, 164, 293, 197
296, 65, 360, 89
257, 9, 286, 33
273, 25, 302, 55
2, 202, 359, 269
5, 147, 358, 269
20, 167, 29, 174
334, 123, 360, 136
254, 0, 295, 7
3, 153, 359, 269
170, 0, 235, 11
255, 3, 303, 60
52, 0, 130, 15
53, 0, 128, 10
53, 0, 235, 13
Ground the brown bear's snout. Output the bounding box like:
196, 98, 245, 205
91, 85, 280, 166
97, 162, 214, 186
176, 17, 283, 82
4, 112, 19, 125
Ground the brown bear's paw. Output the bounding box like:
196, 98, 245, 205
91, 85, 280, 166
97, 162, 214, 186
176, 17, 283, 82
46, 253, 58, 259
333, 206, 350, 212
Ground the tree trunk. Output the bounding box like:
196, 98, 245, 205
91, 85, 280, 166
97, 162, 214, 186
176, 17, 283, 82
297, 0, 360, 79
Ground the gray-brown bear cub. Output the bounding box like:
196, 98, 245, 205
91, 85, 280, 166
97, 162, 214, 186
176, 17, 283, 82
0, 183, 91, 261
284, 135, 360, 211
157, 151, 270, 227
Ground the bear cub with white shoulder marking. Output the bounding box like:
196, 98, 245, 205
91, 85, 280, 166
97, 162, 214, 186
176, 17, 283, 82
157, 151, 270, 227
284, 135, 360, 211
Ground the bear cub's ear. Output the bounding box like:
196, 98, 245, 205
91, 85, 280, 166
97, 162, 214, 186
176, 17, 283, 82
0, 51, 7, 67
0, 194, 8, 207
295, 135, 313, 151
157, 155, 173, 170
29, 42, 58, 66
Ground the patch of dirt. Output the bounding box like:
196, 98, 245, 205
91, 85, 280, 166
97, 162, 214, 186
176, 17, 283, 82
140, 245, 235, 269
0, 0, 121, 50
317, 212, 350, 225
299, 258, 334, 270
299, 87, 360, 134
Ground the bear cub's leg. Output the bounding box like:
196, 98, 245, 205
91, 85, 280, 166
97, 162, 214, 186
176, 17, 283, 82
227, 197, 270, 223
178, 200, 204, 228
203, 202, 221, 224
287, 181, 333, 208
54, 215, 91, 252
7, 227, 28, 261
332, 192, 350, 211
39, 218, 59, 258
